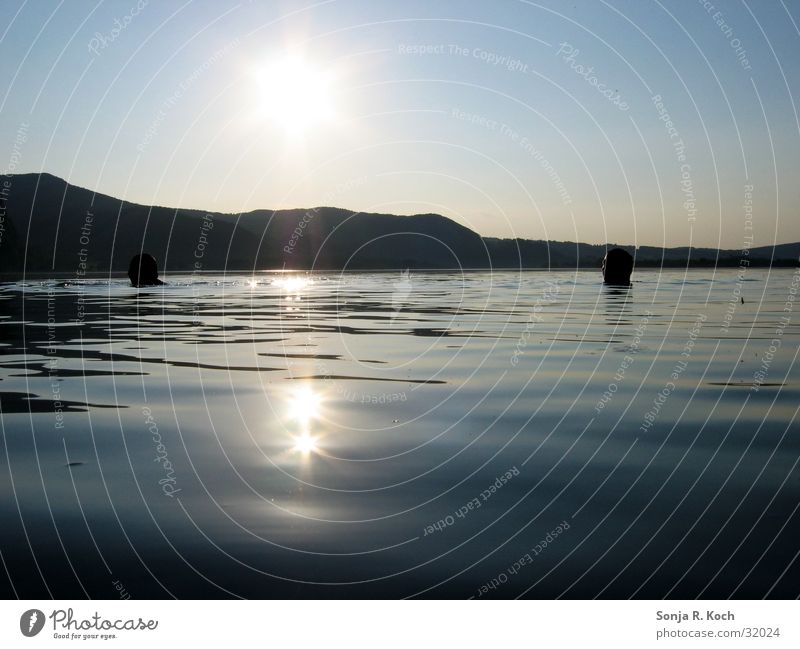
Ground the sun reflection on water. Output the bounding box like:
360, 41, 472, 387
287, 385, 323, 456
287, 386, 321, 425
293, 431, 318, 455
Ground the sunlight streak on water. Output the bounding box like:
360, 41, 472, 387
272, 275, 312, 293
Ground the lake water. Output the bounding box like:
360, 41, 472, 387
1, 268, 798, 599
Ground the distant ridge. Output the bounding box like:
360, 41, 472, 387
1, 173, 797, 273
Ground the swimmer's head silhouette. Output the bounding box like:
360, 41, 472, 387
128, 253, 164, 287
601, 248, 633, 286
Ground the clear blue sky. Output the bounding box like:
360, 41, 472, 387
2, 0, 799, 248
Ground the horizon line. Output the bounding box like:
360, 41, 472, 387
6, 171, 799, 251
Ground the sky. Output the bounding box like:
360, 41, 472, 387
1, 0, 799, 248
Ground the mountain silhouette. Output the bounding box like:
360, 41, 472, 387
0, 173, 797, 273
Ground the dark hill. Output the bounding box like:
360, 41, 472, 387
0, 173, 489, 272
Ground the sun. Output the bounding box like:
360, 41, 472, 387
255, 55, 335, 135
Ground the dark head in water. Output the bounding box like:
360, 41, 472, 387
128, 254, 164, 287
602, 248, 633, 286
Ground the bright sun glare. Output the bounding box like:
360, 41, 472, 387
256, 55, 335, 135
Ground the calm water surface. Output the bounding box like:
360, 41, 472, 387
1, 269, 798, 598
